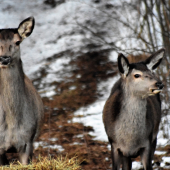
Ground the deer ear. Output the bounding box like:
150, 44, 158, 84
18, 17, 35, 39
118, 53, 129, 78
145, 48, 165, 70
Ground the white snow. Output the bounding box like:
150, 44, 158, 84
34, 141, 64, 152
43, 144, 64, 151
161, 157, 170, 168
155, 150, 167, 155
157, 115, 170, 146
48, 138, 58, 142
132, 162, 143, 170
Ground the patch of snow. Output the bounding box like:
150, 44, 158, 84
49, 138, 58, 142
48, 57, 71, 74
109, 51, 118, 62
107, 144, 111, 150
157, 138, 169, 147
67, 120, 71, 123
41, 90, 56, 98
34, 141, 46, 150
76, 74, 81, 78
160, 157, 170, 168
132, 162, 143, 170
105, 157, 109, 161
43, 144, 64, 151
162, 156, 170, 163
70, 142, 83, 145
74, 134, 84, 138
157, 115, 170, 146
69, 86, 76, 90
34, 141, 64, 152
39, 85, 57, 97
40, 57, 72, 85
155, 150, 167, 155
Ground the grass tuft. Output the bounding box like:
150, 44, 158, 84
0, 156, 81, 170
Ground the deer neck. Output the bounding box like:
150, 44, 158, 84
0, 61, 25, 123
120, 82, 147, 133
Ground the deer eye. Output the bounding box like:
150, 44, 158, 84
15, 41, 21, 46
134, 74, 141, 78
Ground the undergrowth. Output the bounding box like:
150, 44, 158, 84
0, 156, 81, 170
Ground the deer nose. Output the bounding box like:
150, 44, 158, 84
155, 82, 164, 89
0, 56, 11, 65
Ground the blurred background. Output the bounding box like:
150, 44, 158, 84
0, 0, 170, 169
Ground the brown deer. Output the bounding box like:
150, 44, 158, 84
0, 17, 44, 165
103, 49, 165, 170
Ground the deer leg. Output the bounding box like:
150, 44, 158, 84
111, 143, 122, 170
0, 153, 9, 165
149, 138, 157, 167
19, 142, 33, 165
151, 138, 157, 160
140, 142, 153, 170
122, 156, 132, 170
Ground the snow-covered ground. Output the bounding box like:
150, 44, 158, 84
34, 139, 64, 152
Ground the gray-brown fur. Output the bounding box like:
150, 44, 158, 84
103, 49, 165, 170
0, 17, 44, 165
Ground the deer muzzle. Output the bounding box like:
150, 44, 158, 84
0, 56, 11, 65
155, 82, 164, 89
149, 81, 164, 94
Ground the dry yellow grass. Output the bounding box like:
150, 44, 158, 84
0, 156, 81, 170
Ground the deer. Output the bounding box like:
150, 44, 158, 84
0, 17, 44, 165
103, 48, 165, 170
